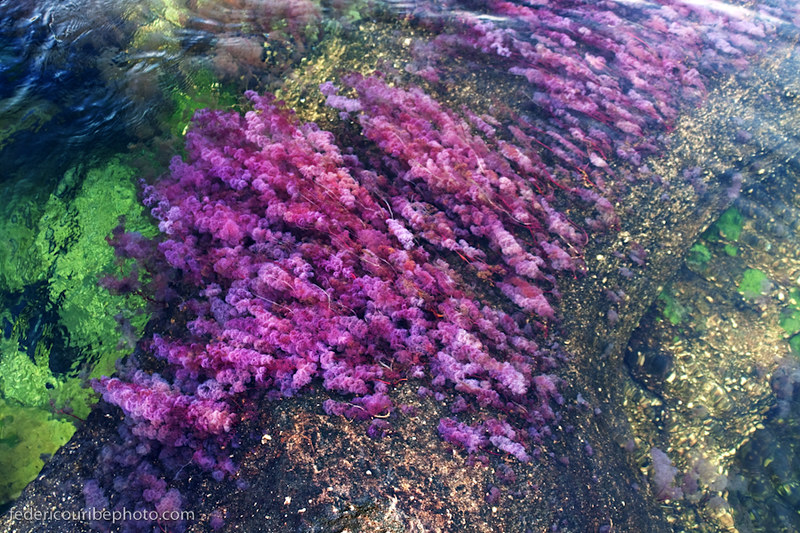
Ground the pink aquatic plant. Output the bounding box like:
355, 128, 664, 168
326, 74, 591, 318
86, 0, 800, 526
97, 87, 570, 478
406, 0, 794, 205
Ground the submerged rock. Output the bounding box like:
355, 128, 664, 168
3, 2, 800, 532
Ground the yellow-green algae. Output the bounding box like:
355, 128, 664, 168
687, 243, 712, 267
738, 268, 770, 298
33, 157, 156, 360
0, 398, 74, 505
0, 156, 157, 506
658, 289, 688, 326
166, 68, 239, 138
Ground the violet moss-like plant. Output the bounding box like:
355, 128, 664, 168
95, 84, 571, 500
325, 75, 589, 319
407, 0, 794, 218
84, 1, 800, 527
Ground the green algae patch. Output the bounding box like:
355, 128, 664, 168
789, 334, 800, 355
716, 207, 744, 241
789, 287, 800, 306
738, 269, 770, 299
166, 68, 239, 138
9, 156, 157, 417
685, 209, 743, 274
0, 182, 53, 293
701, 206, 744, 244
0, 338, 57, 409
0, 317, 112, 420
0, 155, 159, 506
658, 290, 687, 326
780, 287, 800, 355
0, 399, 75, 506
779, 309, 800, 336
37, 157, 156, 363
687, 243, 712, 267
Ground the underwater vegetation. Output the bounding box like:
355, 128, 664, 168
0, 399, 75, 510
739, 268, 771, 299
87, 0, 798, 526
657, 289, 687, 327
91, 79, 576, 521
0, 157, 157, 506
1, 0, 799, 530
623, 162, 800, 530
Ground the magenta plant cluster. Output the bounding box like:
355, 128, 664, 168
324, 74, 592, 319
97, 78, 574, 471
408, 0, 792, 205
86, 1, 796, 529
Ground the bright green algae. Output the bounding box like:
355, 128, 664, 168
658, 289, 688, 326
0, 156, 156, 505
0, 398, 75, 506
0, 40, 256, 504
738, 268, 770, 298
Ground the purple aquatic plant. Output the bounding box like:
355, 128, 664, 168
406, 0, 794, 203
96, 85, 571, 495
86, 2, 800, 527
327, 74, 592, 318
650, 447, 685, 501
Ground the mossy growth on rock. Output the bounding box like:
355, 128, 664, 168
0, 398, 75, 506
702, 206, 744, 243
738, 268, 771, 299
658, 289, 687, 326
0, 155, 158, 506
687, 243, 712, 268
